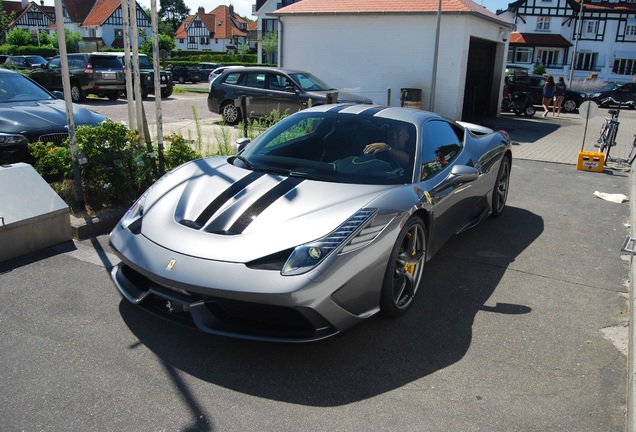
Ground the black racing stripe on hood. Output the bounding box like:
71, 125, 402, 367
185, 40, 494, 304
228, 176, 305, 234
195, 171, 265, 226
325, 105, 352, 113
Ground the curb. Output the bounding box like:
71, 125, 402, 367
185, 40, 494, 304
69, 208, 126, 240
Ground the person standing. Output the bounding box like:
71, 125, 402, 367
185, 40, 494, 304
553, 76, 566, 116
542, 75, 555, 117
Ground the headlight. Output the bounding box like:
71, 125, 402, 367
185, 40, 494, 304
592, 92, 601, 98
0, 133, 29, 146
282, 209, 377, 276
120, 191, 147, 230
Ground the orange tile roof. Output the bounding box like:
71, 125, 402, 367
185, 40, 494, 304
571, 0, 636, 13
209, 5, 249, 39
175, 15, 194, 39
275, 0, 501, 20
83, 0, 120, 27
64, 0, 97, 24
510, 32, 572, 47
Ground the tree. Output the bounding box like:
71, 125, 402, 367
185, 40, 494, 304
51, 28, 83, 53
159, 0, 190, 32
6, 28, 33, 46
0, 1, 15, 44
139, 33, 176, 57
260, 31, 278, 61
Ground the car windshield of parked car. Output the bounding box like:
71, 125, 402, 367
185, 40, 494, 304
138, 56, 153, 69
0, 73, 53, 102
236, 112, 415, 185
287, 72, 336, 92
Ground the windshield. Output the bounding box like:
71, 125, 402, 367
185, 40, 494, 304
288, 72, 335, 92
138, 56, 153, 68
236, 112, 416, 185
0, 73, 54, 102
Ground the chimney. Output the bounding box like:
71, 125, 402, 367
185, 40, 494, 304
21, 0, 28, 9
229, 5, 234, 15
198, 6, 204, 14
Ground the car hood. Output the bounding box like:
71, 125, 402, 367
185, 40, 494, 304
0, 99, 105, 134
139, 157, 396, 262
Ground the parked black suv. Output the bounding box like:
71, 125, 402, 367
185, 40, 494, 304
110, 52, 173, 99
504, 74, 587, 113
208, 66, 373, 124
30, 53, 126, 102
170, 66, 201, 84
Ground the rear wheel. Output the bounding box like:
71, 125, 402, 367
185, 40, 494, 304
70, 83, 85, 102
491, 155, 511, 218
380, 217, 426, 317
107, 91, 119, 100
221, 101, 241, 125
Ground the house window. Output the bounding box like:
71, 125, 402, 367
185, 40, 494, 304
538, 49, 560, 67
575, 52, 597, 71
536, 16, 550, 31
513, 47, 534, 63
179, 38, 184, 43
115, 28, 123, 37
200, 37, 209, 44
626, 19, 636, 39
613, 57, 636, 76
582, 20, 598, 37
189, 36, 195, 44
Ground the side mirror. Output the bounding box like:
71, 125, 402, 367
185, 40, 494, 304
285, 85, 297, 93
430, 165, 479, 193
235, 137, 251, 154
52, 91, 64, 99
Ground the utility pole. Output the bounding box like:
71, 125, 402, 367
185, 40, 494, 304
568, 0, 585, 87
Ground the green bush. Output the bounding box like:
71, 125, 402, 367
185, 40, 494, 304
533, 64, 546, 76
164, 133, 202, 169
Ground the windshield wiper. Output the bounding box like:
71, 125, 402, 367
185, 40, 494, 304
289, 170, 339, 182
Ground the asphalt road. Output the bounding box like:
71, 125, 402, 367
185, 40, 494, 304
0, 154, 629, 430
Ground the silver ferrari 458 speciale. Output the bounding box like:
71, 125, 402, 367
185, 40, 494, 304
110, 104, 512, 343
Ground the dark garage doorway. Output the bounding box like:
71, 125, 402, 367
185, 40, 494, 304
462, 38, 497, 121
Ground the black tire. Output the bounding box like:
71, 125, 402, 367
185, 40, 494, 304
562, 98, 577, 113
524, 105, 536, 117
379, 216, 426, 317
141, 86, 149, 100
491, 155, 511, 218
161, 85, 173, 98
221, 101, 241, 125
107, 92, 119, 100
70, 83, 85, 103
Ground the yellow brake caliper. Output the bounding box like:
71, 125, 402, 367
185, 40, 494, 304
404, 232, 416, 275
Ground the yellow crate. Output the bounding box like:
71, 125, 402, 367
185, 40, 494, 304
576, 151, 605, 172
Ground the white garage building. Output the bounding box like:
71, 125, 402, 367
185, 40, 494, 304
273, 0, 514, 121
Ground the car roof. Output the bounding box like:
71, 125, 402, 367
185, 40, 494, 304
301, 103, 445, 124
219, 66, 310, 75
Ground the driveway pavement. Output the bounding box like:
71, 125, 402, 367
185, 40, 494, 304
0, 101, 634, 431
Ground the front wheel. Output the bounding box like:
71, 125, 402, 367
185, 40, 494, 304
161, 85, 173, 98
379, 216, 426, 317
221, 102, 241, 125
491, 155, 511, 218
562, 99, 578, 113
524, 105, 536, 117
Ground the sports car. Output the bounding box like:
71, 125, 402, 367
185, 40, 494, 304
109, 104, 512, 343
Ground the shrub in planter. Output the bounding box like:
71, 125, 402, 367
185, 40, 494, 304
164, 133, 202, 169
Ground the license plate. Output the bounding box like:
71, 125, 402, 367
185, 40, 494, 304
103, 73, 116, 79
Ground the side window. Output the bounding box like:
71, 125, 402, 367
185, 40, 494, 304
269, 73, 291, 91
243, 73, 266, 89
50, 57, 61, 69
421, 120, 463, 180
223, 72, 240, 85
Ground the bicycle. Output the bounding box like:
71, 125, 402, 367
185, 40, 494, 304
596, 97, 622, 162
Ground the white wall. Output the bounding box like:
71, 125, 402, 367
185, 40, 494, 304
278, 13, 507, 120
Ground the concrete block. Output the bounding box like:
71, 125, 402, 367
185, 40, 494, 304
0, 163, 71, 262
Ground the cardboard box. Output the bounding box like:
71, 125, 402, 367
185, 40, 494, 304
576, 151, 605, 172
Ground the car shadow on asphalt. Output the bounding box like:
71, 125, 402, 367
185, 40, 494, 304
480, 114, 562, 145
118, 205, 543, 407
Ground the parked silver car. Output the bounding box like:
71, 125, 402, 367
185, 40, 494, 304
109, 104, 512, 343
